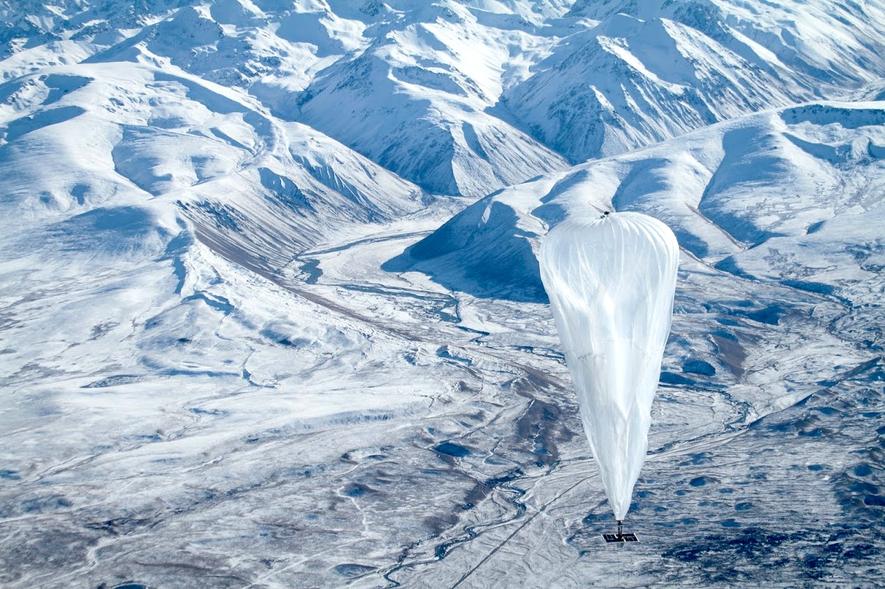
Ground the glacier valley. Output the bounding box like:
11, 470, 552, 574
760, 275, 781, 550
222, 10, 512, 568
0, 0, 883, 587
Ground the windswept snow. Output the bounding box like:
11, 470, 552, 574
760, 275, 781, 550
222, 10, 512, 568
398, 102, 884, 299
505, 1, 884, 162
0, 0, 883, 587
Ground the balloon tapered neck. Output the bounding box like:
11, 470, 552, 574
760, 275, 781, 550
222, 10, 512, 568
617, 519, 623, 537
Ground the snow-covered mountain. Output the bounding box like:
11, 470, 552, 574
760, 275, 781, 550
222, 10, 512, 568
504, 0, 884, 162
8, 0, 879, 200
395, 101, 884, 301
0, 1, 883, 587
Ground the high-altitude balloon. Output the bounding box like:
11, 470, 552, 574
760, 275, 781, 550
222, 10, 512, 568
539, 211, 678, 521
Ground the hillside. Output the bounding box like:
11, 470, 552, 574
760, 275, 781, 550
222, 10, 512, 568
0, 1, 883, 587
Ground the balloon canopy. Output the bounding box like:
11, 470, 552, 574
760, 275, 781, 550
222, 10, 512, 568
539, 211, 679, 520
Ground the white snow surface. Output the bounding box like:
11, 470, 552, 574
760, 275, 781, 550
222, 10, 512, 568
0, 1, 883, 587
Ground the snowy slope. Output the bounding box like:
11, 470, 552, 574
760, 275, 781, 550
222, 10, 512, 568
504, 0, 885, 162
295, 2, 569, 195
0, 58, 427, 264
0, 0, 574, 197
4, 0, 881, 194
395, 101, 884, 300
377, 103, 884, 586
0, 1, 884, 587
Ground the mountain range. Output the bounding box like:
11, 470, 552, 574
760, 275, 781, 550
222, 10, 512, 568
0, 1, 882, 587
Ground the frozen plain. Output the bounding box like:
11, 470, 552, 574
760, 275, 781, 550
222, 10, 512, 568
0, 0, 883, 587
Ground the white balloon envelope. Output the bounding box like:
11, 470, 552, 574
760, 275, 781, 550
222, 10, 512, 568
539, 211, 679, 521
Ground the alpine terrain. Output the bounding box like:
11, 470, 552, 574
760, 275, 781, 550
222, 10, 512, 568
0, 0, 882, 587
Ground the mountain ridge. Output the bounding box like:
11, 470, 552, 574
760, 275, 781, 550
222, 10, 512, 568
0, 2, 883, 587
